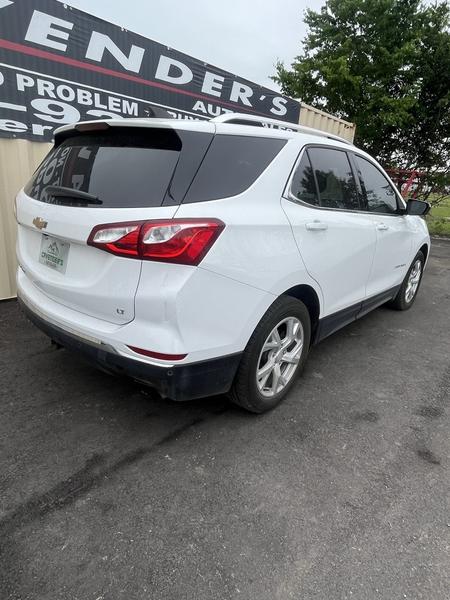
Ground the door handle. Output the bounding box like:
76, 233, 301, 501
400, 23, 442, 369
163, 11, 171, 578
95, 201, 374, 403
305, 221, 328, 231
376, 223, 389, 231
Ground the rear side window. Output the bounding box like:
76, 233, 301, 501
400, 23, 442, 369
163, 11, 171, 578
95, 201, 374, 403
308, 147, 359, 210
183, 135, 286, 203
289, 152, 319, 206
24, 128, 212, 208
354, 155, 399, 214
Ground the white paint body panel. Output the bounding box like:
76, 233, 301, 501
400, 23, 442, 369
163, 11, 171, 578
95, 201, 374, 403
368, 214, 420, 297
16, 117, 430, 371
281, 198, 376, 315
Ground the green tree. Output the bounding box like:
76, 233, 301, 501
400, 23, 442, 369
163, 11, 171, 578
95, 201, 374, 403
274, 0, 450, 200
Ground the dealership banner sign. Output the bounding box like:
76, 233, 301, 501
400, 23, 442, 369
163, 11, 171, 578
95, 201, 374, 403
0, 0, 300, 141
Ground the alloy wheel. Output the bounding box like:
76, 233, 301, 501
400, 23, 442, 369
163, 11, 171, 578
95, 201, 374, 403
256, 317, 304, 398
405, 259, 422, 303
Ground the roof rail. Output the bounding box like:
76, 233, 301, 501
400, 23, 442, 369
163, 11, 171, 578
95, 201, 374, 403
210, 113, 352, 145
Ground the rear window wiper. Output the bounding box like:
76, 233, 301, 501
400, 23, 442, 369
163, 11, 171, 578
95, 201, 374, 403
45, 185, 102, 205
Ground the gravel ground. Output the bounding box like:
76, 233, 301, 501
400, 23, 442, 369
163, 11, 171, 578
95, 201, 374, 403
0, 240, 449, 600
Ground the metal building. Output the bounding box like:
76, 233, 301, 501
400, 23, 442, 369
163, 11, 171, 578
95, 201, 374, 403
299, 102, 356, 142
0, 139, 50, 299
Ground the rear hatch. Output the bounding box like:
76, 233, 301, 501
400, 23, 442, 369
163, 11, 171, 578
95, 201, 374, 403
16, 121, 214, 324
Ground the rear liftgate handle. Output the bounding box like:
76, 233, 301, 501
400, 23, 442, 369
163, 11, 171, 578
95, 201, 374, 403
305, 220, 328, 231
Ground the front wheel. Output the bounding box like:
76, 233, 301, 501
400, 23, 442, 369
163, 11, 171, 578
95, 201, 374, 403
388, 251, 425, 311
229, 296, 311, 413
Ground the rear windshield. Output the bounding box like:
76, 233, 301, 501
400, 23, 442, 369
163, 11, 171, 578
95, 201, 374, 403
183, 135, 286, 203
24, 128, 212, 208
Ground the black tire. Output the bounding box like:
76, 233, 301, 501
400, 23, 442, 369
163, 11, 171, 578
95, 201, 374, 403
229, 296, 311, 413
388, 251, 425, 311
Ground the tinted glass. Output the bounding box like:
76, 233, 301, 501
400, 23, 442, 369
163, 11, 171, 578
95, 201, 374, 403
184, 135, 286, 203
308, 147, 359, 210
354, 155, 398, 213
290, 152, 319, 205
25, 129, 212, 208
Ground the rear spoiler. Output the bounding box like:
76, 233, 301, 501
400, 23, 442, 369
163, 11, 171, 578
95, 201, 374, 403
54, 119, 215, 145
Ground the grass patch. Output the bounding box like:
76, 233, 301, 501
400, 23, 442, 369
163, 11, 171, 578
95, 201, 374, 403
426, 195, 450, 237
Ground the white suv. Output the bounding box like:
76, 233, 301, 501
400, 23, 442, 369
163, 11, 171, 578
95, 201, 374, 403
16, 113, 430, 413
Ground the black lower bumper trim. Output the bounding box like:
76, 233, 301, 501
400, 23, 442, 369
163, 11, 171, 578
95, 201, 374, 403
18, 298, 242, 401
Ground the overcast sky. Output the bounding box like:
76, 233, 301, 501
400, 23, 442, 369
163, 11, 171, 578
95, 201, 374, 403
61, 0, 324, 90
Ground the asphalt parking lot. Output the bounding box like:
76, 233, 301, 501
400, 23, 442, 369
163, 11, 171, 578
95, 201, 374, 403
1, 241, 449, 600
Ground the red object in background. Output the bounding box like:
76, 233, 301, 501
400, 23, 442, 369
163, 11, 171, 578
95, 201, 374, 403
385, 168, 426, 198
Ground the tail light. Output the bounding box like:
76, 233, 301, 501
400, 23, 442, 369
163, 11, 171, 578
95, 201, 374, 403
87, 219, 225, 265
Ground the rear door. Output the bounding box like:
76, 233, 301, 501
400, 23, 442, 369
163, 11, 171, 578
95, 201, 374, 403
351, 153, 412, 297
16, 123, 213, 324
282, 146, 377, 317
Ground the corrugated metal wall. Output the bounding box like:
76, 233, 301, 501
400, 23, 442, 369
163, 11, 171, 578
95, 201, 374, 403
0, 139, 51, 299
299, 102, 356, 142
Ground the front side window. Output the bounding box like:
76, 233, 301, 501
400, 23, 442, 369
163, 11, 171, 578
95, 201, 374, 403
289, 152, 319, 206
354, 155, 399, 214
308, 147, 359, 210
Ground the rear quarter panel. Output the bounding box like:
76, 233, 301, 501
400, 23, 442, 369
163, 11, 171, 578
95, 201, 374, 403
175, 138, 323, 300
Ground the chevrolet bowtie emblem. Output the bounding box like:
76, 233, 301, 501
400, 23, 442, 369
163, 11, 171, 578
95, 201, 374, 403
33, 216, 48, 230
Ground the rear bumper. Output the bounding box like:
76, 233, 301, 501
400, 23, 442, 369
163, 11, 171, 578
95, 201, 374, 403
19, 298, 241, 401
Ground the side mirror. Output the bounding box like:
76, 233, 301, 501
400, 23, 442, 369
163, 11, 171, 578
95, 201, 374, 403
405, 199, 431, 216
